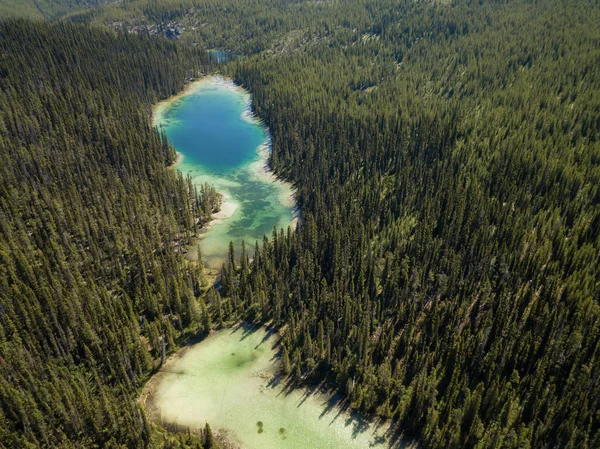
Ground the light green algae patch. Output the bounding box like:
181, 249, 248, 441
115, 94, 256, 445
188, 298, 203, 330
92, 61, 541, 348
153, 77, 297, 269
142, 326, 410, 449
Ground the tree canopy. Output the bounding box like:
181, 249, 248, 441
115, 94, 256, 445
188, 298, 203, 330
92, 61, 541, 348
0, 19, 216, 448
1, 0, 599, 447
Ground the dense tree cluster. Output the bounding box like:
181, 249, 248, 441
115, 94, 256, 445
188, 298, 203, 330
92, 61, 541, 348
0, 0, 104, 21
0, 0, 598, 447
217, 0, 599, 448
69, 0, 375, 54
0, 20, 218, 448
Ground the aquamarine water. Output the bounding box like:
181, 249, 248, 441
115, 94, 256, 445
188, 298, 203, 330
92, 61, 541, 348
208, 50, 240, 63
154, 77, 296, 269
145, 326, 408, 449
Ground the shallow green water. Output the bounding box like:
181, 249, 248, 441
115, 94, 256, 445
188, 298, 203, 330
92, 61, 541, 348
151, 326, 406, 449
154, 77, 296, 269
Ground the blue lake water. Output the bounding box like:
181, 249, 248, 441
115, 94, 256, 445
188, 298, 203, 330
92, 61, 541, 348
154, 77, 296, 269
208, 50, 240, 63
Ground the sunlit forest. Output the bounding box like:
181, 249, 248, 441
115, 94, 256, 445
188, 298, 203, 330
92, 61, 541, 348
0, 20, 221, 447
0, 0, 598, 447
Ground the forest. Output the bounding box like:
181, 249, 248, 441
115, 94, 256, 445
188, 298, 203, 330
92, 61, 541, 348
0, 20, 220, 448
1, 0, 599, 447
221, 1, 600, 447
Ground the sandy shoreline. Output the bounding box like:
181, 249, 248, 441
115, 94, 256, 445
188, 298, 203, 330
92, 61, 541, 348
139, 345, 244, 449
153, 77, 218, 126
199, 194, 238, 235
139, 324, 278, 449
168, 152, 184, 169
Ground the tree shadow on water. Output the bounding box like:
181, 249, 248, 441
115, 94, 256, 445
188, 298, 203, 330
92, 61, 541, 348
295, 381, 323, 408
318, 391, 350, 420
313, 390, 414, 449
269, 345, 282, 363
174, 329, 209, 352
346, 412, 370, 439
230, 321, 278, 347
266, 372, 285, 389
264, 372, 415, 449
230, 321, 259, 340
346, 413, 413, 448
254, 323, 278, 349
274, 374, 297, 398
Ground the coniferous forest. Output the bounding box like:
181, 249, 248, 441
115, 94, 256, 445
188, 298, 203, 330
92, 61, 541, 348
0, 20, 220, 447
1, 0, 599, 448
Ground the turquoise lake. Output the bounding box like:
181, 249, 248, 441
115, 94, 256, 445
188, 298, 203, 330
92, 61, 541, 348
154, 77, 296, 269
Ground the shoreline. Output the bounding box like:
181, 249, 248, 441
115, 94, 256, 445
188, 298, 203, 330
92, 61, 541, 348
168, 152, 184, 170
153, 75, 299, 235
139, 324, 277, 449
198, 193, 238, 235
252, 142, 300, 229
182, 195, 238, 266
139, 323, 411, 449
153, 77, 217, 126
152, 75, 300, 266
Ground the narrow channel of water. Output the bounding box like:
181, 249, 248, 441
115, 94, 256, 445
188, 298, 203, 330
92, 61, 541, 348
153, 77, 296, 269
143, 326, 408, 449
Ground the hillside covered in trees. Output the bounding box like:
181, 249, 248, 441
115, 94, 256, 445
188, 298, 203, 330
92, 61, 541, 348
0, 0, 599, 447
0, 20, 220, 448
0, 0, 102, 21
219, 1, 600, 448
